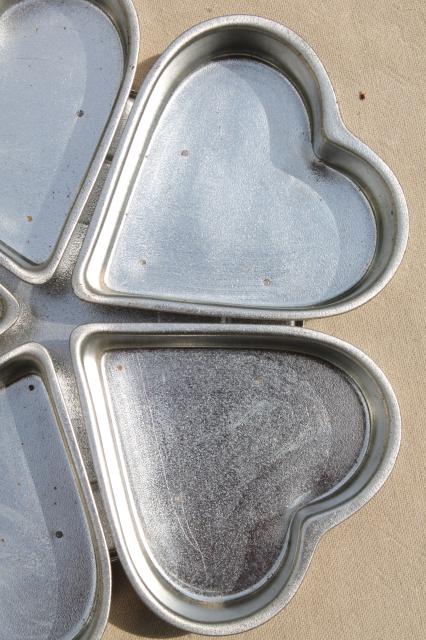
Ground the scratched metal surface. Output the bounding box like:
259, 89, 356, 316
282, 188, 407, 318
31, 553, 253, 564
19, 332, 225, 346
0, 0, 139, 638
0, 0, 138, 283
104, 348, 367, 597
0, 11, 407, 639
0, 375, 97, 640
72, 323, 401, 635
74, 16, 408, 321
104, 59, 376, 307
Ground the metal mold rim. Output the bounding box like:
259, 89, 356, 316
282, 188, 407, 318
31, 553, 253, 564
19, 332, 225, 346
0, 283, 19, 335
71, 322, 401, 636
0, 342, 112, 640
72, 14, 408, 321
0, 0, 139, 285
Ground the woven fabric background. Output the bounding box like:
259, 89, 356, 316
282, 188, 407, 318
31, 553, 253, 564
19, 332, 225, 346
105, 2, 426, 639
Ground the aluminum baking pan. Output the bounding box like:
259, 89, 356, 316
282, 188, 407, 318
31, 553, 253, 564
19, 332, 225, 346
0, 343, 111, 640
71, 323, 400, 636
0, 11, 406, 638
73, 15, 408, 321
0, 0, 139, 284
0, 164, 163, 556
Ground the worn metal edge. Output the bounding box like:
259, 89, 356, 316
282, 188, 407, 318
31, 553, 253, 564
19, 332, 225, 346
71, 323, 401, 635
0, 0, 139, 285
72, 14, 408, 320
0, 342, 112, 640
0, 283, 19, 335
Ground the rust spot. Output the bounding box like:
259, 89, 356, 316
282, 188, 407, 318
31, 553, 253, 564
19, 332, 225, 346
262, 278, 272, 287
181, 149, 189, 157
139, 259, 147, 266
359, 91, 366, 100
117, 365, 123, 372
26, 215, 33, 222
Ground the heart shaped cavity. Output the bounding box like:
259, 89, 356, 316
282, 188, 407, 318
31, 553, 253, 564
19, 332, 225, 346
0, 346, 110, 640
74, 16, 407, 320
105, 59, 375, 308
104, 347, 367, 597
0, 0, 137, 282
72, 323, 400, 634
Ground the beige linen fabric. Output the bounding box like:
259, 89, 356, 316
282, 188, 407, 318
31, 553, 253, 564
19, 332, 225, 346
105, 2, 426, 639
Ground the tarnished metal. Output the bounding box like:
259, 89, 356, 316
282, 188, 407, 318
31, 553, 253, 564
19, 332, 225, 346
0, 11, 407, 639
71, 323, 400, 636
